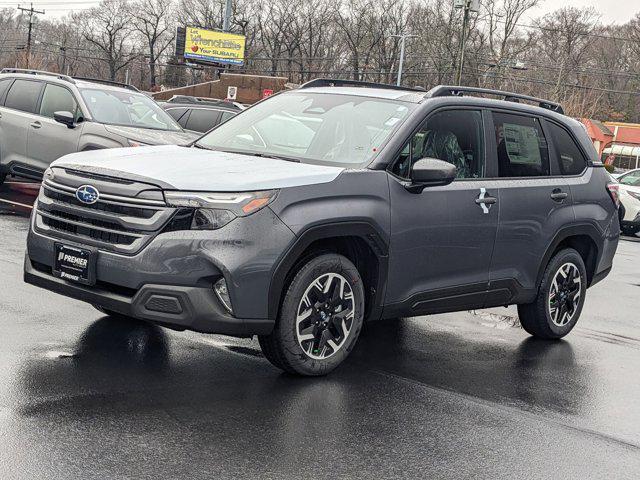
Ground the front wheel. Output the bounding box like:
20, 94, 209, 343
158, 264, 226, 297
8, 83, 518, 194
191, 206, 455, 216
258, 253, 365, 376
518, 248, 587, 339
621, 224, 640, 236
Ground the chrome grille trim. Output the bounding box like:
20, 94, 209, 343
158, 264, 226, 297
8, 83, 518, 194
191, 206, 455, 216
43, 179, 166, 207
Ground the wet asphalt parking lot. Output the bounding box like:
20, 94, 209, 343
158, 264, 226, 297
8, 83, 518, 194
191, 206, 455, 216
1, 179, 640, 479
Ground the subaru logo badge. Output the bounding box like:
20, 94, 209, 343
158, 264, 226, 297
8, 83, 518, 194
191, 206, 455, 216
75, 185, 100, 204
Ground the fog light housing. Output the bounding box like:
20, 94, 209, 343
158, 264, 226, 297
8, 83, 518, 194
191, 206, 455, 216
214, 278, 233, 314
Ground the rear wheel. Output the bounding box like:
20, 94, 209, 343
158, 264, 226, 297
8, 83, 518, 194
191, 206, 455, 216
518, 248, 587, 339
258, 253, 365, 376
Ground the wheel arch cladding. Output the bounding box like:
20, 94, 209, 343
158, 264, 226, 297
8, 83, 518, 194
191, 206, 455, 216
268, 222, 389, 323
537, 225, 601, 288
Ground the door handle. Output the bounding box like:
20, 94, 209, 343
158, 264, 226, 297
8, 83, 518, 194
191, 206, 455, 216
30, 121, 42, 129
551, 189, 568, 202
475, 197, 497, 205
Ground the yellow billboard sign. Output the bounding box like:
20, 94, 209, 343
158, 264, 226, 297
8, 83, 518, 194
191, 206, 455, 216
184, 27, 246, 66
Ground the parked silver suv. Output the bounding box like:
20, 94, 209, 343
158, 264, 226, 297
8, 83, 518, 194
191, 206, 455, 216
0, 69, 197, 185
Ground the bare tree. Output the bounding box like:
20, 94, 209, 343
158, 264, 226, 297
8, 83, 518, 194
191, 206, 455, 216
130, 0, 176, 88
77, 0, 134, 81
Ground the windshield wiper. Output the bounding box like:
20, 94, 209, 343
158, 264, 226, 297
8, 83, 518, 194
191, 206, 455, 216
219, 149, 300, 163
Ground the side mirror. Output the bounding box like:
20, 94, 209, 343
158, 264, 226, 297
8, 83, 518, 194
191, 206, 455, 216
53, 111, 75, 129
407, 158, 457, 193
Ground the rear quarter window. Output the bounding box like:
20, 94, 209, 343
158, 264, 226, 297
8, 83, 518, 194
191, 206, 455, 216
547, 122, 588, 175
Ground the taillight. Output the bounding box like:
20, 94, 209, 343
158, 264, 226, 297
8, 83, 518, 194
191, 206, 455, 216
606, 183, 620, 207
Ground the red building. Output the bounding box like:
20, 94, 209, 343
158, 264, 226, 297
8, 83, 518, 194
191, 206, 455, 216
580, 119, 640, 170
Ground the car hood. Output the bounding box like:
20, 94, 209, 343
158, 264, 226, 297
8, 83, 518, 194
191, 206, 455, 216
52, 145, 345, 191
104, 125, 199, 146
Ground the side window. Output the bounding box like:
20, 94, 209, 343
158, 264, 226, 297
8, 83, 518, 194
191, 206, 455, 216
4, 79, 43, 113
185, 109, 221, 132
220, 111, 235, 124
492, 112, 550, 177
166, 107, 187, 121
40, 84, 79, 120
390, 109, 484, 179
547, 122, 588, 175
0, 78, 13, 104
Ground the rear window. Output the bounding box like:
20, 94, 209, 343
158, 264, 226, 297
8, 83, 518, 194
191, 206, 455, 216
166, 107, 188, 121
547, 123, 588, 175
5, 79, 42, 113
492, 112, 550, 177
185, 109, 220, 132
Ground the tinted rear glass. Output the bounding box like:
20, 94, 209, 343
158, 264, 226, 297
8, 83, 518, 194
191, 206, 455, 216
5, 79, 42, 113
547, 123, 588, 175
185, 109, 220, 132
166, 107, 187, 121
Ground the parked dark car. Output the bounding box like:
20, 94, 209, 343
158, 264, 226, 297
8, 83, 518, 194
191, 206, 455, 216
160, 96, 242, 134
24, 79, 620, 376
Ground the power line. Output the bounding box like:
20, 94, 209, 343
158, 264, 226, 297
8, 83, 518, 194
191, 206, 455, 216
17, 3, 45, 68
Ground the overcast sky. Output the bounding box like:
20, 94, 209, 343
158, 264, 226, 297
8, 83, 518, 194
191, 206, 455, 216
530, 0, 639, 24
13, 0, 640, 22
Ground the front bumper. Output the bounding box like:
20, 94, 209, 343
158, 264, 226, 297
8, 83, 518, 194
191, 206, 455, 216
24, 207, 295, 336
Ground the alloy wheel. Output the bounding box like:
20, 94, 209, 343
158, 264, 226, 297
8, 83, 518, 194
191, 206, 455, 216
295, 272, 355, 360
548, 262, 582, 327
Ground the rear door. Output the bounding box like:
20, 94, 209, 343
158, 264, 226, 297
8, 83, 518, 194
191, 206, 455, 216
27, 82, 84, 170
0, 78, 44, 175
385, 108, 500, 315
488, 110, 576, 298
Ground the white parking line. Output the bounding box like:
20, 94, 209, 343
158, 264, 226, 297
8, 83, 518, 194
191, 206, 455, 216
0, 197, 33, 209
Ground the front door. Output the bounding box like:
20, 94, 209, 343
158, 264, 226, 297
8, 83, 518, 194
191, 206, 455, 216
27, 83, 83, 171
385, 108, 499, 316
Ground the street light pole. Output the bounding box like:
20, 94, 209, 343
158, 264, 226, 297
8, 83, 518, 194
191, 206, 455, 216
223, 0, 232, 32
390, 34, 416, 87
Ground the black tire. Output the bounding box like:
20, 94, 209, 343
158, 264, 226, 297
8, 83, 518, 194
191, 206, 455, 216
518, 248, 587, 339
258, 253, 365, 376
621, 224, 640, 236
0, 172, 6, 186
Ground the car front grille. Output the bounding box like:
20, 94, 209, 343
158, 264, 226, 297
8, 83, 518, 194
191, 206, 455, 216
35, 169, 176, 255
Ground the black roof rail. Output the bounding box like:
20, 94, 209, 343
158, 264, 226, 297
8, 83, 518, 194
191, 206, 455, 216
0, 68, 75, 83
300, 78, 427, 93
73, 77, 140, 92
427, 85, 564, 114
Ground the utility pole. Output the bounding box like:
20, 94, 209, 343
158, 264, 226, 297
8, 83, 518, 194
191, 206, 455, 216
222, 0, 232, 32
18, 3, 45, 69
455, 0, 470, 85
454, 0, 478, 85
390, 33, 416, 87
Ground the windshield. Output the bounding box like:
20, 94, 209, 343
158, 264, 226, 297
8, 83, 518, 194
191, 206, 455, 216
80, 88, 182, 132
195, 92, 414, 167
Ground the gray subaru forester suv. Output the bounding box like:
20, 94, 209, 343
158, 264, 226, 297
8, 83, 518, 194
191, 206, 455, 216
24, 79, 620, 376
0, 69, 196, 185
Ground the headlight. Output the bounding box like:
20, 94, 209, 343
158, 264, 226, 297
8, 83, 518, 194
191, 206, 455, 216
165, 190, 278, 230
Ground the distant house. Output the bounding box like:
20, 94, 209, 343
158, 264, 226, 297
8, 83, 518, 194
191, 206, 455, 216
579, 119, 640, 170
